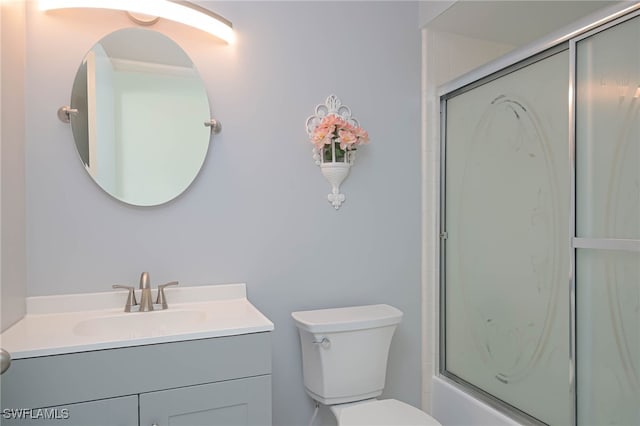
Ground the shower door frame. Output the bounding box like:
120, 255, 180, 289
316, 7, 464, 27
436, 3, 640, 426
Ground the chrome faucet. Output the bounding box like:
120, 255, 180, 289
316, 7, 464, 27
113, 272, 179, 312
139, 271, 154, 312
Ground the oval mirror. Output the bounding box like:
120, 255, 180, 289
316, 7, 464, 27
69, 28, 211, 206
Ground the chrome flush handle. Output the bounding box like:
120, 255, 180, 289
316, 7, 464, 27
312, 337, 331, 349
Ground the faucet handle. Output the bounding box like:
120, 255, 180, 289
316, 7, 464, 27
112, 285, 138, 312
155, 281, 179, 310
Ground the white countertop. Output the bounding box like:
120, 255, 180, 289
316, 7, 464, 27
0, 283, 274, 359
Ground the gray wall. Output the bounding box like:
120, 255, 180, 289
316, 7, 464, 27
24, 2, 421, 425
1, 1, 27, 332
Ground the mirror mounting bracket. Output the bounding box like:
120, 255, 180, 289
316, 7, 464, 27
57, 106, 78, 123
204, 118, 222, 134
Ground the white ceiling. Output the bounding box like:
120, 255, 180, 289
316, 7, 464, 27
426, 1, 621, 46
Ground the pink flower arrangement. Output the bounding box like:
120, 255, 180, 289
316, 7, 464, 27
310, 115, 369, 151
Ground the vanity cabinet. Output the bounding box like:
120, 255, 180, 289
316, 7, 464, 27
1, 396, 138, 426
0, 332, 272, 426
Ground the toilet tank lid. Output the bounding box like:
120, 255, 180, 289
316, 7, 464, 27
291, 304, 403, 333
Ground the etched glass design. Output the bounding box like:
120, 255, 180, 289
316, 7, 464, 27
443, 50, 571, 425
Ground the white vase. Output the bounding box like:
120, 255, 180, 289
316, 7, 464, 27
320, 162, 351, 209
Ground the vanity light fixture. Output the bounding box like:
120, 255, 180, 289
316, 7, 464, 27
38, 0, 235, 44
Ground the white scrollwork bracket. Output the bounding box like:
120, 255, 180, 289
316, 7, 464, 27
306, 95, 360, 210
306, 94, 360, 137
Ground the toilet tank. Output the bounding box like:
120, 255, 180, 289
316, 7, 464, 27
292, 304, 403, 405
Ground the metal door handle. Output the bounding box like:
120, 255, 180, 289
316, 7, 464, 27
1, 348, 11, 374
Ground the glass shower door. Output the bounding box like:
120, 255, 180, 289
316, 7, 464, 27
442, 49, 572, 425
440, 8, 639, 426
574, 13, 640, 426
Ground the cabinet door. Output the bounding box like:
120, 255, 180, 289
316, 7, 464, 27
0, 395, 138, 426
139, 375, 271, 426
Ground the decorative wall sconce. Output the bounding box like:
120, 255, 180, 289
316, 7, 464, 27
38, 0, 235, 44
306, 95, 369, 210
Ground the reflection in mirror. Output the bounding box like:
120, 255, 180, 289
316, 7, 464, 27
69, 28, 211, 206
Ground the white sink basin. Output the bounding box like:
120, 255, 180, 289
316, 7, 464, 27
73, 309, 207, 338
0, 283, 274, 359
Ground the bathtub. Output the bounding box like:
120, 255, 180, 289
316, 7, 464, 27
431, 376, 521, 426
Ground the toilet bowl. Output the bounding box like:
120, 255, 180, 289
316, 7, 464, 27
330, 398, 441, 426
292, 304, 441, 426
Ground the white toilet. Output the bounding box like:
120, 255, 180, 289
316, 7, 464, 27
292, 304, 442, 426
